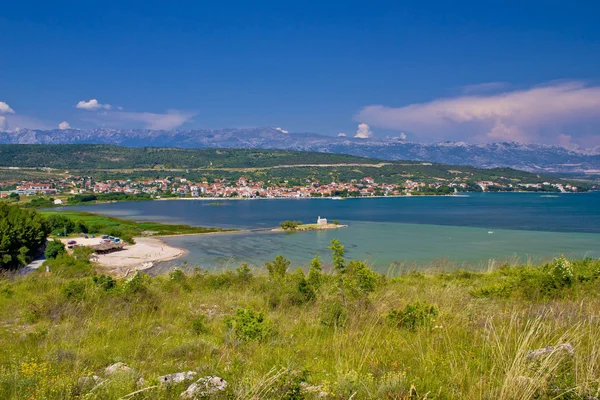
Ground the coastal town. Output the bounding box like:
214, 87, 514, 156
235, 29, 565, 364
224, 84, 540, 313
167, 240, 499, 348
0, 173, 583, 200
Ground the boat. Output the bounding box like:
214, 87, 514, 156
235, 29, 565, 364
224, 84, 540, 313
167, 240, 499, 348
330, 196, 345, 200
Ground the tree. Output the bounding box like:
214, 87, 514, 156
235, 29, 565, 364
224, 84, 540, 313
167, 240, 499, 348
45, 239, 66, 259
8, 192, 20, 202
0, 203, 50, 269
328, 239, 346, 274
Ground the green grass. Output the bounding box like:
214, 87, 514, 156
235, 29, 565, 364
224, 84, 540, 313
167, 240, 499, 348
1, 253, 600, 399
39, 210, 232, 238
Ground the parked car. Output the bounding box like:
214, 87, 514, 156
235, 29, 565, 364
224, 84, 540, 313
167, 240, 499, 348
67, 245, 73, 249
83, 234, 89, 239
90, 235, 95, 238
103, 239, 112, 243
67, 240, 76, 245
114, 238, 121, 242
77, 244, 84, 247
101, 235, 109, 239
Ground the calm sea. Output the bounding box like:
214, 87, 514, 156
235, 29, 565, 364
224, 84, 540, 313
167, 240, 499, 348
66, 192, 600, 272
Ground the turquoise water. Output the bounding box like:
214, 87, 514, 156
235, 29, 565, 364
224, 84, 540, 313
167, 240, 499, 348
65, 192, 600, 272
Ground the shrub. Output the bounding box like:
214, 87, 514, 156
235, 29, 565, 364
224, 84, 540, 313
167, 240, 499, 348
61, 280, 87, 301
122, 272, 147, 294
388, 302, 438, 331
226, 308, 271, 341
285, 269, 316, 306
265, 255, 290, 280
236, 263, 253, 282
44, 254, 94, 278
307, 255, 323, 291
169, 268, 186, 283
191, 315, 207, 335
93, 274, 116, 291
44, 239, 65, 260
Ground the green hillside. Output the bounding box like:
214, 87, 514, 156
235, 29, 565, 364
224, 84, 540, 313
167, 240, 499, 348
0, 145, 579, 189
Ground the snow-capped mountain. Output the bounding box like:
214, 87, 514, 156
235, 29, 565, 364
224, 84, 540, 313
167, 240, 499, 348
1, 127, 598, 174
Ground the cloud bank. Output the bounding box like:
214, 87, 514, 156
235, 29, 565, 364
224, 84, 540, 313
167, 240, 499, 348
357, 81, 600, 146
58, 121, 71, 130
99, 110, 195, 130
274, 127, 289, 134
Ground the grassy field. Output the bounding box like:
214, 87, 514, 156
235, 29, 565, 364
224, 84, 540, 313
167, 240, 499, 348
0, 244, 599, 399
39, 210, 232, 239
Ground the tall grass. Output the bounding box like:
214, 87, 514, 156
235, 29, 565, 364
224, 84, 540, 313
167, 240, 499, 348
0, 256, 599, 398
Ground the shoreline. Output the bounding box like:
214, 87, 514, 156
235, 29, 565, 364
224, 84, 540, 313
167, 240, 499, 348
60, 236, 189, 277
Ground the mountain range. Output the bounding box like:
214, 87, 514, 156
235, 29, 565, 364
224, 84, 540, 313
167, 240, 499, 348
1, 127, 599, 174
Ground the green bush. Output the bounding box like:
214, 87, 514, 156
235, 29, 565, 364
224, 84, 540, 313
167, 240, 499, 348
236, 263, 253, 282
44, 239, 65, 260
191, 315, 207, 335
44, 254, 94, 278
93, 274, 116, 291
307, 255, 323, 291
122, 272, 147, 294
265, 255, 290, 280
226, 308, 271, 342
388, 302, 438, 331
61, 280, 87, 301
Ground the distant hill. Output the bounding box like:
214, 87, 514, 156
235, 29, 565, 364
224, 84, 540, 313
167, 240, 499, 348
1, 127, 599, 174
0, 144, 589, 191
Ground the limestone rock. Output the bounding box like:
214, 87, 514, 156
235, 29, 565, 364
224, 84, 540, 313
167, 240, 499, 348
105, 362, 134, 376
158, 371, 197, 385
180, 376, 227, 398
525, 343, 574, 361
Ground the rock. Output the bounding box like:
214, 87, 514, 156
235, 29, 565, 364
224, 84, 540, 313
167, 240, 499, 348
137, 377, 146, 388
158, 371, 197, 385
105, 362, 134, 376
180, 376, 227, 399
525, 343, 574, 361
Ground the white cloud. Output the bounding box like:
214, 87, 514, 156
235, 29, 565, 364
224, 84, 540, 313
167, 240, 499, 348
337, 132, 347, 137
0, 116, 7, 131
0, 101, 15, 114
355, 123, 373, 139
274, 127, 289, 134
399, 132, 407, 140
357, 81, 600, 145
76, 99, 112, 111
58, 121, 71, 130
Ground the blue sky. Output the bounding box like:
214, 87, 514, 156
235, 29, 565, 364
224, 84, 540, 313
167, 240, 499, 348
1, 1, 599, 146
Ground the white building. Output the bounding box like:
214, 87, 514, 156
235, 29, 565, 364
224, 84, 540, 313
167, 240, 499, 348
317, 216, 328, 225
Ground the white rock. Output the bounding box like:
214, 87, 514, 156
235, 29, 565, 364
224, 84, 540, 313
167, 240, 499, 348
105, 362, 134, 376
158, 371, 197, 385
180, 376, 227, 398
525, 343, 574, 361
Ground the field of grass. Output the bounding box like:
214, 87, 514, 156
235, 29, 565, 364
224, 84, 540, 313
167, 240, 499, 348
0, 245, 599, 399
39, 210, 232, 239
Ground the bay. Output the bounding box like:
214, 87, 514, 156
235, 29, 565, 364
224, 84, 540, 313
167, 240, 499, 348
65, 192, 600, 272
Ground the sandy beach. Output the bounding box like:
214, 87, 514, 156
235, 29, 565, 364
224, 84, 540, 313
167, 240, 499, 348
60, 237, 186, 277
